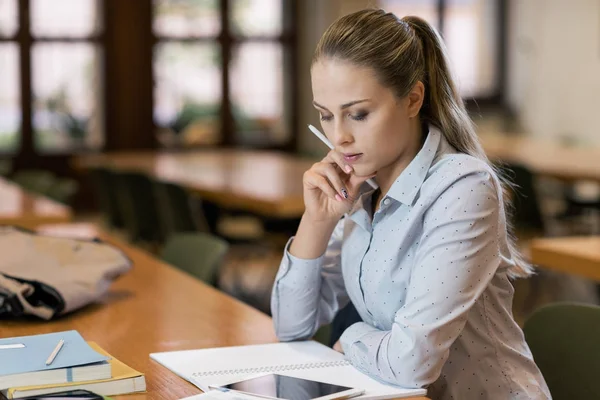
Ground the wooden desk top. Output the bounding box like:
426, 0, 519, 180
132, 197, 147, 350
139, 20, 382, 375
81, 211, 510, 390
0, 178, 72, 229
1, 223, 428, 400
0, 224, 278, 400
481, 133, 600, 182
73, 150, 313, 218
530, 236, 600, 281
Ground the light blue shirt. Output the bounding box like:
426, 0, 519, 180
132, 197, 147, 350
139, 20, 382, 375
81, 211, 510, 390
271, 126, 550, 400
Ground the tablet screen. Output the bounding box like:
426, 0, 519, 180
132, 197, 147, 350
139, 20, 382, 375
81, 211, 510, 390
221, 374, 356, 400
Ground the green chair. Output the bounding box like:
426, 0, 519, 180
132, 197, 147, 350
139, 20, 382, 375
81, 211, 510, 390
88, 167, 125, 229
45, 177, 79, 205
12, 169, 56, 195
313, 324, 332, 346
154, 181, 210, 238
114, 171, 163, 244
497, 163, 546, 233
0, 159, 12, 177
160, 232, 229, 286
523, 302, 600, 400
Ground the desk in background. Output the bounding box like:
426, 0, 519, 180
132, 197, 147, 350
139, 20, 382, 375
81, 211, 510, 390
73, 150, 313, 219
72, 134, 600, 219
481, 133, 600, 183
530, 236, 600, 282
0, 177, 72, 229
1, 223, 428, 400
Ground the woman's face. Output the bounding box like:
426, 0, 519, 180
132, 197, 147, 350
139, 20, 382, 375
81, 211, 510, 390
311, 58, 424, 181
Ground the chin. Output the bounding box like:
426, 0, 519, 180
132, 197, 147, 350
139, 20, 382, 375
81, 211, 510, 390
352, 166, 377, 179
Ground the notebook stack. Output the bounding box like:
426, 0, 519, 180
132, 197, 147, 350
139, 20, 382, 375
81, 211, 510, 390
0, 330, 146, 399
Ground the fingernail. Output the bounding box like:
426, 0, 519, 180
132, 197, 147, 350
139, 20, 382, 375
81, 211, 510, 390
341, 188, 348, 199
335, 194, 343, 202
344, 165, 353, 173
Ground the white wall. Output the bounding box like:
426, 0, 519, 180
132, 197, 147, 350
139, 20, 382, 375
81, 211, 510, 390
507, 0, 600, 144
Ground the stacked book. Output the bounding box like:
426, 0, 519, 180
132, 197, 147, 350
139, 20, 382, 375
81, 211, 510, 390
0, 330, 146, 399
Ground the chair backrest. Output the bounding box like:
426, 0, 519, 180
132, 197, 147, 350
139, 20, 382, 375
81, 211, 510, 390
523, 302, 600, 400
497, 163, 545, 232
160, 232, 229, 286
114, 171, 162, 243
12, 169, 56, 195
88, 167, 124, 229
46, 178, 79, 205
154, 181, 210, 237
0, 159, 12, 177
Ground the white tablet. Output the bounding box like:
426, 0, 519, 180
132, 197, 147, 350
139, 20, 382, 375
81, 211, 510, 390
208, 373, 364, 400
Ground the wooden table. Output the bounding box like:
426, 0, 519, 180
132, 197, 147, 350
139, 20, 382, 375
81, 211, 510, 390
0, 177, 72, 229
73, 150, 313, 218
0, 223, 428, 400
530, 236, 600, 281
481, 133, 600, 182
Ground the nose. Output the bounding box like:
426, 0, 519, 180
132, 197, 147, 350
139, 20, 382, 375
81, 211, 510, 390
330, 123, 354, 148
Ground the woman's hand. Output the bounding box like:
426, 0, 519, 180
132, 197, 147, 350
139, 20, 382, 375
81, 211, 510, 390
333, 340, 344, 353
303, 150, 375, 223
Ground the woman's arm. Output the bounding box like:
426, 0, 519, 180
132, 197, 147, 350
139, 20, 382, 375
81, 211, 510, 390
271, 216, 349, 341
340, 171, 503, 388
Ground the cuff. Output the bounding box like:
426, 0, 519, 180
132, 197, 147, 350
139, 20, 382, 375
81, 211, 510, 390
275, 237, 325, 284
340, 321, 379, 352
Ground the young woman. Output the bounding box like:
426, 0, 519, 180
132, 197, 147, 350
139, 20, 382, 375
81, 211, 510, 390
270, 9, 550, 400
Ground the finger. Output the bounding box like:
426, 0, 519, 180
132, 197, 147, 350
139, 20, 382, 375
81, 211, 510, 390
313, 163, 348, 199
304, 171, 340, 201
323, 150, 353, 175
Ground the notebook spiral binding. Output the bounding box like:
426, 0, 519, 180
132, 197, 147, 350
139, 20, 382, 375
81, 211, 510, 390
190, 360, 350, 378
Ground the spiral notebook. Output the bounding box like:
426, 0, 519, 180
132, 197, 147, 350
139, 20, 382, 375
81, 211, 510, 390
149, 341, 426, 400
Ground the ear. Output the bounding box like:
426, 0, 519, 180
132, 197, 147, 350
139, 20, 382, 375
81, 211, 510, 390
406, 81, 425, 118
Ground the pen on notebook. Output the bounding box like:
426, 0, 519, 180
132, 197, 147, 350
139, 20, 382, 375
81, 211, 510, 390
307, 124, 379, 189
45, 339, 64, 366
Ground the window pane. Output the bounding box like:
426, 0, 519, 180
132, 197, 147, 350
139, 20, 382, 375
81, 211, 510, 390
31, 0, 100, 37
444, 0, 498, 97
32, 43, 104, 152
230, 42, 287, 146
0, 44, 20, 153
153, 0, 220, 38
231, 0, 282, 37
154, 42, 221, 146
378, 0, 439, 30
0, 0, 18, 37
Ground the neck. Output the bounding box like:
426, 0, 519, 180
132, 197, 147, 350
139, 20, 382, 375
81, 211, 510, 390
374, 119, 424, 201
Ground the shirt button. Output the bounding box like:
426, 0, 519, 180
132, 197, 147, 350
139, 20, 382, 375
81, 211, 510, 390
383, 198, 391, 206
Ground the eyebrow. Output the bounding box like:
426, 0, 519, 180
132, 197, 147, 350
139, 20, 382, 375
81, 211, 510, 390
312, 99, 370, 111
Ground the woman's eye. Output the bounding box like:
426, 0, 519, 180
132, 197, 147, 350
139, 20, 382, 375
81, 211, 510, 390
350, 112, 368, 121
320, 114, 333, 122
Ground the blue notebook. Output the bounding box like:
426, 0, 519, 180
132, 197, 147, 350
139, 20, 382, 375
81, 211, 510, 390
0, 330, 109, 376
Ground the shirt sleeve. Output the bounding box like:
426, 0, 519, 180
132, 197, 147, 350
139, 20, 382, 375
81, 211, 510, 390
271, 218, 350, 342
340, 170, 505, 388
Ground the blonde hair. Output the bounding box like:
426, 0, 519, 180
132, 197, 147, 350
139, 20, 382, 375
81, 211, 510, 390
313, 9, 532, 278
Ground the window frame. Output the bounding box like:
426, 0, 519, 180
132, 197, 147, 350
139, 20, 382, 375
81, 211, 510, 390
151, 0, 299, 150
0, 0, 106, 157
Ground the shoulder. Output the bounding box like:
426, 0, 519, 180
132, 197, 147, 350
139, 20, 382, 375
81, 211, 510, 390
420, 153, 503, 211
427, 153, 499, 190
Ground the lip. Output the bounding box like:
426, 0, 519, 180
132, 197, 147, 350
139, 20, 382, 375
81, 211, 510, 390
343, 153, 363, 163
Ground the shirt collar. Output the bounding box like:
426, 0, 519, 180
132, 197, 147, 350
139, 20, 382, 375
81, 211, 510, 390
385, 124, 441, 206
347, 124, 442, 223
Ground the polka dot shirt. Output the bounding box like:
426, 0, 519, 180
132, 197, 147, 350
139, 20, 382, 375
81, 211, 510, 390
271, 126, 550, 400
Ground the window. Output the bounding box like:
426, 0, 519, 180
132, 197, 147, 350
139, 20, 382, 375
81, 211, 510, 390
0, 0, 20, 153
152, 0, 295, 149
0, 0, 104, 155
379, 0, 502, 100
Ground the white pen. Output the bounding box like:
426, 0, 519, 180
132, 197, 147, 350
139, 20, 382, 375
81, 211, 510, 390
45, 339, 64, 366
307, 124, 379, 189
